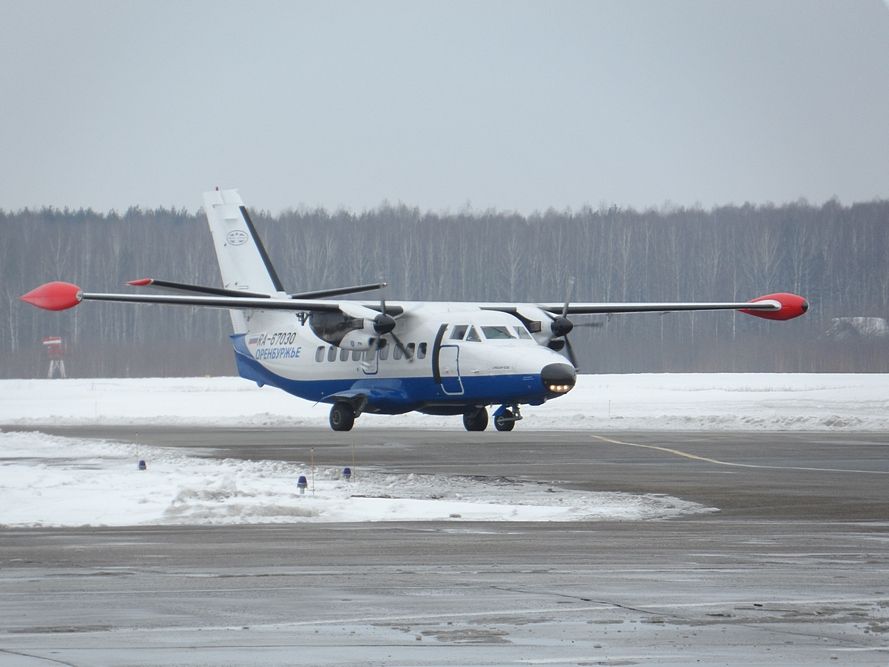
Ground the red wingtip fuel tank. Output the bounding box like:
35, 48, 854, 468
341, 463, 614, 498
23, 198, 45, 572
741, 292, 809, 321
20, 281, 83, 311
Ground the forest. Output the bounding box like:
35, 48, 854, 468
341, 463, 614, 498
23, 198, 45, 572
2, 199, 887, 378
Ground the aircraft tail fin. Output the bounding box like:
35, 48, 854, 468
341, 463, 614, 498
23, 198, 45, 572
203, 188, 284, 332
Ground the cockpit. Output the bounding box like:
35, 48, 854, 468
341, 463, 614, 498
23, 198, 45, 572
448, 323, 535, 343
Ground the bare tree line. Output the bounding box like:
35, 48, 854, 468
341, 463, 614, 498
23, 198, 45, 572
1, 199, 887, 378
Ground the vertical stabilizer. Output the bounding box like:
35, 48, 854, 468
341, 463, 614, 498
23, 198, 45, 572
203, 188, 284, 332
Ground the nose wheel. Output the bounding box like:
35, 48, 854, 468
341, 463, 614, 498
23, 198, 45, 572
462, 407, 488, 431
494, 409, 515, 431
493, 404, 521, 431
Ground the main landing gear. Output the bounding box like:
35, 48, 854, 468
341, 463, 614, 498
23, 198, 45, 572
462, 405, 522, 432
329, 402, 355, 431
462, 407, 488, 431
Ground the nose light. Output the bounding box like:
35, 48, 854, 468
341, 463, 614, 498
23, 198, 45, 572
541, 363, 576, 395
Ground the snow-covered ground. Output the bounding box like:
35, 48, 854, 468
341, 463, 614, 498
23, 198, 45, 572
1, 373, 888, 431
1, 373, 886, 528
0, 430, 710, 527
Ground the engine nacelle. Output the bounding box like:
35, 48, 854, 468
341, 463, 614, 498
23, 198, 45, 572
511, 306, 556, 346
309, 312, 379, 351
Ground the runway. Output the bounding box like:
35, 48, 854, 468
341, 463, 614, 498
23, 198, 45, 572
1, 427, 888, 665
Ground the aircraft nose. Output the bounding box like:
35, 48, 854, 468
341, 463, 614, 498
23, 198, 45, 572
541, 363, 576, 395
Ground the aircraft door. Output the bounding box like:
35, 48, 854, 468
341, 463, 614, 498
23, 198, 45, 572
438, 345, 464, 395
360, 347, 378, 375
433, 324, 464, 395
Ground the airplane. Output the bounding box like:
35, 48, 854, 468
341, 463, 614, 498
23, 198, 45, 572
21, 188, 809, 432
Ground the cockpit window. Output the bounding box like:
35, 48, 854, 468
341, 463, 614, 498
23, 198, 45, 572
481, 326, 515, 339
513, 326, 533, 340
465, 326, 481, 342
450, 325, 468, 340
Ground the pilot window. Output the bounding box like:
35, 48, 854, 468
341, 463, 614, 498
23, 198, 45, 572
465, 326, 481, 342
513, 326, 533, 339
417, 342, 427, 359
481, 325, 514, 339
450, 325, 468, 340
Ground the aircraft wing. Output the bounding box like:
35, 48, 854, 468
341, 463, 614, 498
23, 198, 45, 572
22, 281, 341, 313
20, 281, 405, 316
486, 292, 809, 321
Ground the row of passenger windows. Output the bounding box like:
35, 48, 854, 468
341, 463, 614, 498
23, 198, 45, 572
314, 342, 428, 363
451, 325, 533, 341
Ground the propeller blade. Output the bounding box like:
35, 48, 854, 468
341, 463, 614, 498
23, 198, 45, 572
564, 336, 579, 370
390, 331, 413, 362
561, 276, 575, 318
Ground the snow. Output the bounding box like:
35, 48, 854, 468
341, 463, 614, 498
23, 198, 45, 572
1, 373, 886, 527
1, 373, 888, 431
0, 431, 710, 527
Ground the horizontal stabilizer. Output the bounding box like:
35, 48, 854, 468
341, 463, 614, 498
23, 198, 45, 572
128, 278, 270, 299
129, 278, 389, 301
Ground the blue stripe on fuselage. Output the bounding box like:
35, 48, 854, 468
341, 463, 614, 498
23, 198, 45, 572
231, 334, 549, 414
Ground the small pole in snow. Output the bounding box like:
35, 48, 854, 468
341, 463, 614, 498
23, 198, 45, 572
310, 448, 315, 495
351, 442, 356, 481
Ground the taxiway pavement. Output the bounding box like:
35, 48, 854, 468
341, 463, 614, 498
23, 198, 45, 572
1, 427, 888, 665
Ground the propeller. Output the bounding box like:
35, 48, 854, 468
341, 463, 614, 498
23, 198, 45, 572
372, 290, 412, 361
548, 277, 578, 369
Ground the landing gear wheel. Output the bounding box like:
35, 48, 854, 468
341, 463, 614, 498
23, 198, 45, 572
329, 402, 355, 431
463, 407, 488, 432
494, 409, 515, 431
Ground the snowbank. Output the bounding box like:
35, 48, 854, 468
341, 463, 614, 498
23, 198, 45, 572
1, 374, 888, 431
0, 431, 711, 527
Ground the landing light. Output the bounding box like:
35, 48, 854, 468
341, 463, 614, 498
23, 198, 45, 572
548, 384, 572, 394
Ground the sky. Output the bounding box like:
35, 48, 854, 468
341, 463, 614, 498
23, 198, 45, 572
1, 0, 888, 214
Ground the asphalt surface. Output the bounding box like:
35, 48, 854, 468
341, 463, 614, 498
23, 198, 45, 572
1, 427, 888, 666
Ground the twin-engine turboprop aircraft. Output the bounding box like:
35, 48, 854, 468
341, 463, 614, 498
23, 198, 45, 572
22, 189, 809, 431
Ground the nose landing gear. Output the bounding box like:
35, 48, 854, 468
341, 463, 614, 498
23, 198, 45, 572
493, 404, 522, 432
462, 405, 523, 431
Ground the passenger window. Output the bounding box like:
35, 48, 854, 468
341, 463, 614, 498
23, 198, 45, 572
328, 346, 337, 362
450, 325, 468, 340
379, 344, 389, 360
351, 349, 361, 361
365, 348, 376, 361
393, 344, 403, 360
315, 346, 325, 362
339, 348, 349, 361
417, 342, 427, 359
406, 342, 416, 358
465, 326, 481, 342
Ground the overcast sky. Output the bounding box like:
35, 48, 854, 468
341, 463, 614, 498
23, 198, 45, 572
1, 0, 887, 214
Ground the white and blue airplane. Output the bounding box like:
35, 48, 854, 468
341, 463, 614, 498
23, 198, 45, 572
22, 189, 809, 431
